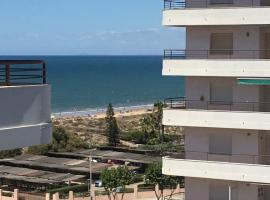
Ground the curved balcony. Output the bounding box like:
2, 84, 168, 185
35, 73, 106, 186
163, 49, 270, 77
163, 151, 270, 183
163, 97, 270, 130
163, 0, 270, 26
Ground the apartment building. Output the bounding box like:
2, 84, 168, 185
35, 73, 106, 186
0, 60, 51, 150
162, 0, 270, 200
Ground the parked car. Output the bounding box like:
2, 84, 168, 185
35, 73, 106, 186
95, 180, 103, 187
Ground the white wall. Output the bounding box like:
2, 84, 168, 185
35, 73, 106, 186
185, 127, 259, 163
0, 85, 51, 128
187, 26, 260, 55
185, 178, 259, 200
186, 77, 260, 109
163, 157, 270, 183
163, 8, 270, 26
0, 85, 52, 150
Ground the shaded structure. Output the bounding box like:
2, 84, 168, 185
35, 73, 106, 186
0, 165, 84, 191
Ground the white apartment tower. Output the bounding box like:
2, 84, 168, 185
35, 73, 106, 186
162, 0, 270, 200
0, 60, 51, 150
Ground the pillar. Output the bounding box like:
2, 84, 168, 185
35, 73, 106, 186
53, 193, 59, 200
134, 185, 138, 200
45, 193, 50, 200
68, 191, 74, 200
13, 189, 18, 200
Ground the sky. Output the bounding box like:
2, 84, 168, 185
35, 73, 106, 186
0, 0, 185, 55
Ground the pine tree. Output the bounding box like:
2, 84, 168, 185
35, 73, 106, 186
105, 103, 120, 147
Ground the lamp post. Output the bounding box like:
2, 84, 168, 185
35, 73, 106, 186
88, 133, 93, 200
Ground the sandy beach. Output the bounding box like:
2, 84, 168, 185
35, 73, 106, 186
51, 104, 154, 119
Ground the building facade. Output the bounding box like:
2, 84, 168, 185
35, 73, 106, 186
162, 1, 270, 200
0, 60, 52, 150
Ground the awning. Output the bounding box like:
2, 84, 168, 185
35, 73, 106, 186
238, 78, 270, 85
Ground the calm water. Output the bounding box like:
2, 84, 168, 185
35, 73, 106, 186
0, 56, 185, 112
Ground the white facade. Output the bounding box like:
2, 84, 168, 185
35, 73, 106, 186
0, 85, 52, 150
162, 1, 270, 200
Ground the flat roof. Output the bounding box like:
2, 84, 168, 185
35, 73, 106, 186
0, 155, 111, 175
0, 165, 84, 185
49, 149, 161, 164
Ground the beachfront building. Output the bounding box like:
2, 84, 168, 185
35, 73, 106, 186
162, 1, 270, 200
0, 60, 51, 150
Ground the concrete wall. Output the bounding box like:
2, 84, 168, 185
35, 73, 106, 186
163, 8, 270, 26
163, 156, 270, 183
0, 85, 52, 150
163, 59, 270, 77
185, 178, 258, 200
186, 77, 260, 110
187, 26, 261, 55
185, 127, 259, 163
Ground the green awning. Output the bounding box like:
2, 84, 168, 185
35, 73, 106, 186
238, 78, 270, 85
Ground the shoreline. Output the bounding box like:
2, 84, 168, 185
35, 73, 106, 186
51, 104, 154, 119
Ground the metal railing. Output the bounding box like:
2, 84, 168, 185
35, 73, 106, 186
164, 0, 268, 9
164, 97, 270, 112
0, 60, 46, 86
168, 151, 270, 165
164, 49, 270, 59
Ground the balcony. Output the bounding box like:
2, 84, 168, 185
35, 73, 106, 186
163, 97, 270, 130
163, 49, 270, 77
0, 60, 52, 150
163, 152, 270, 183
163, 0, 270, 26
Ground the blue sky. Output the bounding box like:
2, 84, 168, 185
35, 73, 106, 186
0, 0, 185, 55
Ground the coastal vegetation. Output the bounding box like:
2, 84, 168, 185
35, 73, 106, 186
105, 103, 120, 147
101, 166, 135, 200
145, 162, 182, 200
27, 125, 88, 155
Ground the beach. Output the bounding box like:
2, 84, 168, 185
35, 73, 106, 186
52, 104, 154, 119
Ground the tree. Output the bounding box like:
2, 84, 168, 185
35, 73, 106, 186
145, 162, 181, 200
101, 166, 134, 200
140, 101, 164, 143
105, 103, 120, 147
27, 125, 87, 154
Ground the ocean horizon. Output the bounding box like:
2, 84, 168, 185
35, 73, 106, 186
0, 55, 185, 113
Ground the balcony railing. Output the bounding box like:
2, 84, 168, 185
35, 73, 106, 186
167, 151, 270, 165
164, 97, 270, 112
0, 60, 46, 86
164, 0, 268, 9
164, 49, 270, 59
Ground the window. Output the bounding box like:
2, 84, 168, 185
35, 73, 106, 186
210, 33, 233, 55
209, 133, 232, 154
210, 82, 233, 104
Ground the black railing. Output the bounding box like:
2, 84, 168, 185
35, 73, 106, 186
164, 0, 266, 9
167, 151, 270, 165
164, 49, 270, 59
164, 97, 270, 112
0, 60, 46, 86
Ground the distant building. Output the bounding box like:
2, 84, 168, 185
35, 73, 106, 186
0, 60, 51, 150
162, 1, 270, 200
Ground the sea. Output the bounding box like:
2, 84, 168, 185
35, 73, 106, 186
0, 56, 185, 115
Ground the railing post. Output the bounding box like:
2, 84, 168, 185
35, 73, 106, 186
5, 64, 10, 86
42, 62, 46, 84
